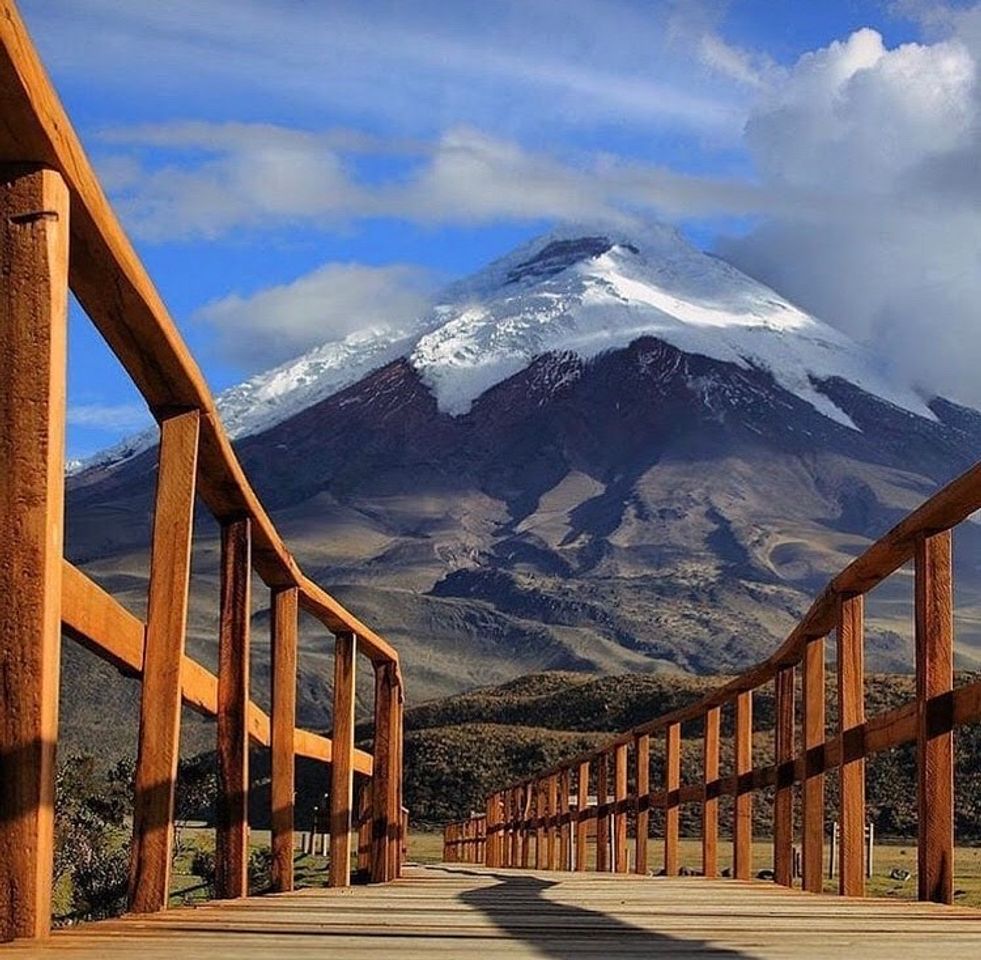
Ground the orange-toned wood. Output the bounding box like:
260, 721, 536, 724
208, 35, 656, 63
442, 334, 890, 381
664, 723, 681, 878
371, 660, 399, 882
329, 632, 357, 887
774, 666, 795, 887
558, 769, 571, 870
534, 780, 545, 869
510, 786, 521, 867
522, 782, 533, 869
393, 693, 404, 878
635, 733, 650, 875
702, 707, 720, 879
215, 517, 251, 900
545, 775, 558, 870
733, 691, 753, 880
915, 531, 954, 904
0, 165, 68, 943
596, 753, 610, 873
575, 761, 589, 872
614, 744, 628, 873
837, 593, 865, 897
802, 636, 825, 893
129, 408, 200, 914
270, 585, 298, 893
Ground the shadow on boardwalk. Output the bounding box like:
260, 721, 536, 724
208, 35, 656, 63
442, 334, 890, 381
445, 866, 750, 958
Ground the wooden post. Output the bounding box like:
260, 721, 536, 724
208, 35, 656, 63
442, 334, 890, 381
915, 531, 954, 904
733, 691, 753, 880
0, 166, 68, 942
511, 786, 521, 867
802, 637, 825, 893
665, 723, 680, 878
635, 734, 650, 876
129, 408, 201, 914
774, 666, 795, 887
521, 783, 533, 869
546, 775, 558, 869
484, 793, 498, 867
558, 769, 571, 870
596, 753, 610, 873
702, 707, 720, 879
837, 593, 865, 897
529, 781, 539, 868
371, 661, 399, 882
614, 744, 628, 873
329, 631, 356, 887
392, 690, 404, 878
270, 586, 298, 893
575, 761, 589, 872
215, 518, 252, 899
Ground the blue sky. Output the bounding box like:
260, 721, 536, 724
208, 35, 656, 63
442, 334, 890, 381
18, 0, 981, 458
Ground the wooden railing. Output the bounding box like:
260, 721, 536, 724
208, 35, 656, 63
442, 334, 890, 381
448, 460, 981, 905
0, 1, 403, 943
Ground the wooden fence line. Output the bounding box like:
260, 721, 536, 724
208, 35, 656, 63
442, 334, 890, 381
445, 462, 981, 907
0, 1, 403, 943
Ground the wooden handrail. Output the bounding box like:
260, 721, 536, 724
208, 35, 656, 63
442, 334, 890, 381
0, 1, 404, 942
457, 460, 981, 904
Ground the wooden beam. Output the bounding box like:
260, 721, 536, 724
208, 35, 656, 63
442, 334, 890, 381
802, 637, 825, 893
575, 761, 589, 872
270, 586, 298, 893
329, 632, 357, 887
129, 408, 200, 914
546, 775, 558, 870
0, 165, 68, 942
635, 734, 650, 876
837, 593, 865, 897
613, 745, 628, 873
915, 531, 954, 904
558, 769, 571, 871
702, 708, 720, 879
664, 724, 681, 878
596, 754, 610, 873
774, 666, 795, 887
734, 691, 753, 881
371, 660, 398, 882
215, 518, 251, 900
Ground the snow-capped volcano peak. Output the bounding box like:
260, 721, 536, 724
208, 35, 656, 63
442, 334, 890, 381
410, 223, 933, 425
74, 223, 936, 475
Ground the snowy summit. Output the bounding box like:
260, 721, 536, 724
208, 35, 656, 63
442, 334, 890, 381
77, 223, 934, 473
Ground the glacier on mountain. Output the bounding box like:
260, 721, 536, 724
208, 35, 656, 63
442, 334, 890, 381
75, 222, 935, 474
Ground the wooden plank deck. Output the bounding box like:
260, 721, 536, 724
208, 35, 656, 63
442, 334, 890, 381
5, 864, 981, 958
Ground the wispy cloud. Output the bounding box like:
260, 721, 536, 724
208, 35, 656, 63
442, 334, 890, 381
67, 402, 151, 432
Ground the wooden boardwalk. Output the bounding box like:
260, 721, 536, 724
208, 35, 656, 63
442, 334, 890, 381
5, 864, 981, 959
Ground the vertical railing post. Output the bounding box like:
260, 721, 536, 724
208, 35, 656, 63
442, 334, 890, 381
733, 691, 753, 880
216, 517, 252, 900
915, 530, 954, 904
837, 594, 865, 897
393, 688, 404, 878
802, 636, 825, 893
521, 782, 533, 869
129, 408, 201, 914
329, 631, 357, 887
371, 660, 399, 882
546, 775, 558, 869
558, 769, 571, 870
0, 166, 69, 942
270, 586, 298, 892
596, 753, 610, 873
665, 723, 680, 878
635, 734, 650, 876
535, 780, 545, 868
614, 744, 628, 873
575, 761, 589, 872
702, 707, 720, 878
774, 666, 795, 887
511, 786, 521, 867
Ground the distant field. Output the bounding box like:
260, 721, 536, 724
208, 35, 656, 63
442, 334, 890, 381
407, 831, 981, 909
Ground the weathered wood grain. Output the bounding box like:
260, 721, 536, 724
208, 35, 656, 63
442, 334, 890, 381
802, 636, 825, 893
664, 724, 680, 878
837, 594, 866, 897
129, 409, 200, 915
915, 530, 954, 904
773, 666, 795, 887
270, 585, 298, 893
702, 707, 720, 879
733, 692, 753, 881
329, 632, 357, 887
0, 165, 68, 942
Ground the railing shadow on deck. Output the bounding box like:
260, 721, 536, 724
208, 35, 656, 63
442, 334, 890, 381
442, 866, 751, 959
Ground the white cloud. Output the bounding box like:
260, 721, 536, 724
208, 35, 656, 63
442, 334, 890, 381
194, 262, 436, 369
67, 402, 151, 431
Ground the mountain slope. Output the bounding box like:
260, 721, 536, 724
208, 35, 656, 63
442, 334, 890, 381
65, 226, 981, 728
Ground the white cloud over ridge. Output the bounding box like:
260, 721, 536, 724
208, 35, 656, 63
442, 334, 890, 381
194, 262, 436, 369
